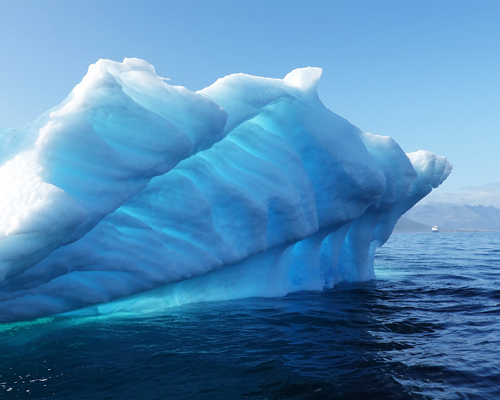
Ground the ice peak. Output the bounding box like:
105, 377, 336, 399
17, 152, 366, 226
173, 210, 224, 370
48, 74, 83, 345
283, 67, 322, 92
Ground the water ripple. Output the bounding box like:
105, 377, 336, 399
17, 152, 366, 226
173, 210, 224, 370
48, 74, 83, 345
1, 233, 500, 399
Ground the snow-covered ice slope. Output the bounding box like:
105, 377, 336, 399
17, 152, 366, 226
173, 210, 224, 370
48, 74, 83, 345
0, 59, 452, 322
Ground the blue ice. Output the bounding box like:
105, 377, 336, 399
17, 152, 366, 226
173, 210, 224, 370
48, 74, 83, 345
0, 59, 452, 322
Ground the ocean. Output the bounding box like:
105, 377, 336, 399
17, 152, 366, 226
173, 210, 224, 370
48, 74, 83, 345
1, 232, 499, 399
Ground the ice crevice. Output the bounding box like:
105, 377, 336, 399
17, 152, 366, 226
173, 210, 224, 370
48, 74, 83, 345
0, 58, 452, 322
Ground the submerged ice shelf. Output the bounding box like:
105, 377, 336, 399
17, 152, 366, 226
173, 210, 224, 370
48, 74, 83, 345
0, 59, 451, 322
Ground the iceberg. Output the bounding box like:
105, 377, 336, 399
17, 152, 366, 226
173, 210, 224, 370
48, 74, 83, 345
0, 59, 452, 323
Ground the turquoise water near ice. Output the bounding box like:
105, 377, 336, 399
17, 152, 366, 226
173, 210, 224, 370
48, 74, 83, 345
1, 232, 499, 399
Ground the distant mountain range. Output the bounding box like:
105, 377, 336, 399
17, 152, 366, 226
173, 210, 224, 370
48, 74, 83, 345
393, 217, 432, 233
397, 203, 500, 232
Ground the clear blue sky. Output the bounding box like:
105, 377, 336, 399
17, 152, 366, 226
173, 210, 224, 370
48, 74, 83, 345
1, 1, 499, 195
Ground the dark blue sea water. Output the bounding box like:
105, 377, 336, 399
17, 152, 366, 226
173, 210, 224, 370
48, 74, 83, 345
1, 232, 499, 399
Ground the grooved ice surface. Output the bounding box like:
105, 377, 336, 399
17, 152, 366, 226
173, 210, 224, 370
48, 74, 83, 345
0, 59, 452, 322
